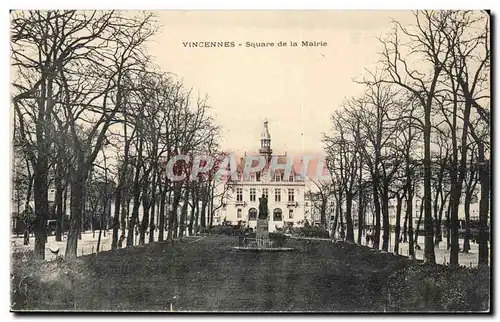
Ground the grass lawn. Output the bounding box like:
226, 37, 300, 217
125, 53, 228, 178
12, 235, 490, 312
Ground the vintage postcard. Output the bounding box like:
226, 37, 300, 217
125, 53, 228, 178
10, 10, 491, 312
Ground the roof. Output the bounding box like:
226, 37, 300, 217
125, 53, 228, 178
234, 153, 305, 180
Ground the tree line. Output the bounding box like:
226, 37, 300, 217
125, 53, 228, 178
11, 10, 226, 259
321, 11, 490, 266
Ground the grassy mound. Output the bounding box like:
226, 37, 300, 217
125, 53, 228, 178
10, 237, 491, 312
386, 262, 490, 312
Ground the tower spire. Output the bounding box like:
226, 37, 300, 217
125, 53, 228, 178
259, 118, 272, 158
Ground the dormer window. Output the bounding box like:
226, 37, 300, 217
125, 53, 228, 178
250, 173, 256, 182
274, 173, 281, 182
288, 174, 294, 182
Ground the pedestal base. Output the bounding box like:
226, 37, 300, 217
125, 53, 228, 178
256, 218, 270, 248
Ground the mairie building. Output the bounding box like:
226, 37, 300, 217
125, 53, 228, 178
216, 120, 306, 232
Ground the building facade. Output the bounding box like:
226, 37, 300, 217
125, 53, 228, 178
217, 120, 306, 232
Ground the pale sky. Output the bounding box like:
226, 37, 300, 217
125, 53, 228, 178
147, 11, 416, 155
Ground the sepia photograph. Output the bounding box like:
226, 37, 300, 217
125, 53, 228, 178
9, 9, 491, 312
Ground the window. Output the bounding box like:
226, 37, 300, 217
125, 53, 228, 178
250, 188, 256, 202
273, 208, 283, 221
237, 208, 242, 219
275, 189, 281, 202
262, 188, 268, 200
256, 172, 261, 182
236, 188, 243, 202
288, 189, 295, 202
289, 209, 294, 219
250, 173, 256, 182
274, 173, 281, 182
248, 208, 257, 220
288, 174, 294, 182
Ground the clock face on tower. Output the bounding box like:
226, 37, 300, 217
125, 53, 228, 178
261, 171, 269, 183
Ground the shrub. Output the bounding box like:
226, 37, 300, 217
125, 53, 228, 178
294, 226, 330, 238
11, 251, 94, 311
269, 233, 288, 247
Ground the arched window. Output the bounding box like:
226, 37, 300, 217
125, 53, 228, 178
273, 208, 283, 221
248, 208, 258, 221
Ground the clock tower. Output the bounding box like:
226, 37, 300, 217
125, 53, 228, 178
259, 118, 273, 163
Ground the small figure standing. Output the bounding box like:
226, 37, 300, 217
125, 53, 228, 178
365, 229, 373, 246
118, 233, 126, 249
340, 228, 346, 241
23, 230, 29, 245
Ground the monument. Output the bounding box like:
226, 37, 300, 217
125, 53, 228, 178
256, 194, 270, 248
233, 194, 294, 252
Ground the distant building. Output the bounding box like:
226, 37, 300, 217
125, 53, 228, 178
217, 120, 307, 232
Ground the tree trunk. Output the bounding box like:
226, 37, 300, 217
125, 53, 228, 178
24, 173, 34, 215
449, 185, 460, 266
127, 133, 144, 247
194, 193, 200, 234
435, 193, 448, 248
432, 188, 441, 248
407, 184, 414, 259
357, 191, 363, 245
208, 189, 213, 228
54, 182, 64, 242
114, 102, 132, 249
126, 180, 142, 247
463, 190, 472, 253
188, 185, 196, 236
158, 181, 167, 241
345, 192, 354, 242
120, 197, 129, 235
463, 154, 478, 253
179, 187, 189, 239
148, 171, 158, 243
173, 205, 179, 239
62, 184, 68, 234
65, 177, 85, 259
200, 190, 208, 229
423, 79, 436, 264
79, 181, 86, 241
446, 203, 451, 250
402, 204, 408, 243
167, 185, 181, 241
339, 205, 345, 239
96, 218, 103, 255
320, 202, 327, 228
139, 188, 151, 246
415, 198, 424, 247
112, 177, 123, 250
33, 159, 49, 259
478, 143, 489, 266
381, 183, 390, 252
332, 200, 340, 239
372, 174, 381, 250
394, 193, 403, 255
